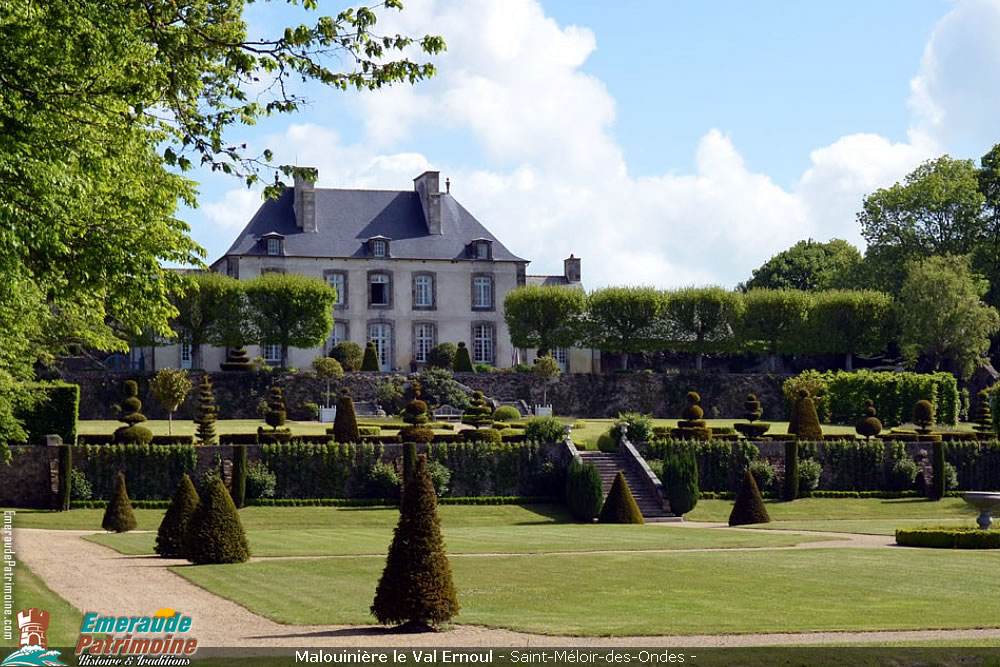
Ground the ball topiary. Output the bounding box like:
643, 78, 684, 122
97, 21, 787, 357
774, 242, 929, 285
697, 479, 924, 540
371, 455, 460, 628
361, 341, 381, 371
453, 342, 474, 373
184, 477, 250, 564
565, 459, 603, 522
492, 405, 521, 422
661, 448, 699, 515
102, 471, 137, 533
914, 399, 935, 434
783, 441, 799, 501
155, 474, 200, 558
264, 386, 286, 430
744, 394, 762, 423
194, 375, 218, 445
332, 341, 364, 372
461, 391, 492, 429
678, 391, 706, 428
729, 468, 771, 526
114, 380, 153, 444
974, 390, 993, 434
855, 399, 882, 440
330, 388, 360, 443
598, 471, 644, 524
793, 389, 823, 441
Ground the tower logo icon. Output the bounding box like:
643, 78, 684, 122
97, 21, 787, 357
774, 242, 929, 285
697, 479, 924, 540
1, 608, 64, 667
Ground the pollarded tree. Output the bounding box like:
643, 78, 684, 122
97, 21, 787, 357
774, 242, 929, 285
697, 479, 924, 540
584, 286, 665, 370
114, 380, 153, 445
661, 286, 744, 370
243, 273, 337, 369
503, 285, 587, 355
312, 356, 344, 409
170, 273, 248, 369
102, 472, 137, 533
806, 290, 894, 370
194, 375, 218, 445
533, 354, 561, 406
914, 399, 935, 434
371, 455, 460, 628
738, 289, 812, 372
155, 474, 199, 558
898, 255, 1000, 380
149, 368, 192, 436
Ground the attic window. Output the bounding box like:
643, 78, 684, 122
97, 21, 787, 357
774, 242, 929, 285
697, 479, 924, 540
373, 239, 387, 257
266, 238, 281, 256
472, 240, 492, 260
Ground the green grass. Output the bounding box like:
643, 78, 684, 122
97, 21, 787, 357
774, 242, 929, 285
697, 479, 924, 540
752, 518, 979, 536
685, 497, 977, 523
1, 564, 84, 647
172, 548, 1000, 636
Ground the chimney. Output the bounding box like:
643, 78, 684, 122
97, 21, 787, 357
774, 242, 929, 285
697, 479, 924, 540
414, 170, 442, 235
564, 254, 581, 283
293, 168, 318, 232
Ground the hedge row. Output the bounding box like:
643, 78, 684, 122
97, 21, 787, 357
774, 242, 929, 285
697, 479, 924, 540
74, 444, 196, 500
258, 442, 384, 499
16, 382, 79, 445
646, 439, 758, 492
699, 490, 942, 500
77, 432, 527, 446
896, 528, 1000, 549
77, 434, 195, 446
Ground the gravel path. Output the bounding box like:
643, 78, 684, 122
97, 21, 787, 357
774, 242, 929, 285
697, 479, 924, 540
13, 528, 995, 648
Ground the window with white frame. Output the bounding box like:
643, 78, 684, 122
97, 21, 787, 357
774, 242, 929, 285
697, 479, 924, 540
553, 347, 569, 373
263, 344, 281, 365
180, 343, 193, 369
473, 276, 493, 309
368, 322, 392, 371
476, 242, 489, 259
372, 239, 387, 257
413, 323, 435, 363
266, 238, 281, 256
473, 324, 494, 364
413, 274, 434, 308
327, 272, 346, 307
370, 273, 390, 306
328, 322, 346, 350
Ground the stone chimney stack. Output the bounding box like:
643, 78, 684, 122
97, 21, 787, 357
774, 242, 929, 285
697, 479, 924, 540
564, 254, 581, 283
293, 168, 318, 232
414, 170, 442, 235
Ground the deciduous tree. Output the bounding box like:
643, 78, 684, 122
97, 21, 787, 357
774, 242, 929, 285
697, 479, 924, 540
149, 369, 193, 435
739, 289, 812, 371
741, 239, 862, 292
661, 287, 744, 370
584, 287, 665, 370
503, 285, 586, 356
244, 274, 337, 368
806, 290, 894, 370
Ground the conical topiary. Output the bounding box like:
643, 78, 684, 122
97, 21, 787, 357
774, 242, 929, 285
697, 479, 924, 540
184, 477, 250, 564
330, 388, 360, 443
220, 347, 254, 372
194, 375, 218, 445
361, 341, 381, 371
914, 399, 935, 435
102, 472, 137, 533
599, 471, 644, 524
155, 474, 200, 558
855, 399, 882, 440
728, 468, 771, 526
453, 342, 474, 372
793, 390, 823, 441
114, 380, 153, 444
371, 455, 460, 628
974, 390, 993, 434
461, 391, 492, 429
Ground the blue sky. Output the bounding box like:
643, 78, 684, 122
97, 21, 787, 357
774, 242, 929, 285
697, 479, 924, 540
184, 0, 1000, 289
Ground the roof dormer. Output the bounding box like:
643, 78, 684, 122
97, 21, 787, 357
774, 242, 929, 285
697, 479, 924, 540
468, 238, 493, 260
366, 235, 392, 258
260, 231, 285, 256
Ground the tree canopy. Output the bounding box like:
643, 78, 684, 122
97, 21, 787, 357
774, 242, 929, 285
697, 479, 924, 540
741, 239, 862, 292
584, 287, 665, 370
244, 273, 337, 368
661, 286, 744, 369
503, 285, 586, 355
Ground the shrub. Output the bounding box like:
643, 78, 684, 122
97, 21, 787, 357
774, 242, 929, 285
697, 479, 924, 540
194, 375, 218, 445
413, 368, 471, 411
453, 342, 474, 372
331, 389, 360, 443
743, 394, 762, 422
361, 341, 381, 371
729, 468, 770, 526
896, 528, 1000, 549
794, 390, 823, 441
371, 456, 460, 627
798, 458, 822, 492
473, 363, 494, 373
944, 461, 959, 492
975, 390, 993, 434
599, 471, 644, 524
427, 460, 451, 497
375, 378, 406, 414
661, 449, 699, 515
889, 457, 919, 491
399, 427, 434, 444
427, 342, 457, 369
332, 341, 364, 371
748, 459, 775, 491
70, 467, 92, 501
610, 412, 654, 443
245, 461, 277, 499
102, 472, 137, 533
931, 440, 945, 500
184, 477, 251, 565
492, 406, 521, 422
523, 416, 566, 443
783, 441, 799, 500
855, 399, 882, 439
114, 380, 152, 445
155, 474, 199, 558
264, 386, 287, 430
462, 428, 502, 445
366, 461, 401, 498
914, 399, 935, 434
462, 391, 493, 429
231, 445, 247, 508
565, 459, 603, 522
596, 431, 618, 453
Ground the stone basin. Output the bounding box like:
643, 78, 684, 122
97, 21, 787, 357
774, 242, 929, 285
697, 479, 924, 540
963, 492, 1000, 529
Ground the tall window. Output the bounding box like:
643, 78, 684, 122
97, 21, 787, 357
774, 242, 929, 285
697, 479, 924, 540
553, 347, 569, 373
370, 273, 390, 306
414, 323, 435, 363
473, 276, 493, 309
473, 324, 494, 364
263, 344, 281, 365
180, 343, 193, 370
327, 272, 346, 307
372, 239, 387, 257
413, 274, 434, 308
328, 322, 346, 351
368, 323, 392, 371
266, 238, 281, 256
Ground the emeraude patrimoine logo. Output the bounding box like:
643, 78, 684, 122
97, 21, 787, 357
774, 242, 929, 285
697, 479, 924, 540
2, 608, 65, 667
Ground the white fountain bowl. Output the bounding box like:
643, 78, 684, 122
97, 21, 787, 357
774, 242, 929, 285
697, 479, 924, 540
963, 491, 1000, 510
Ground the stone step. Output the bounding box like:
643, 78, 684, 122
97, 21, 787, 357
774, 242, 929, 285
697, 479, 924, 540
578, 451, 677, 520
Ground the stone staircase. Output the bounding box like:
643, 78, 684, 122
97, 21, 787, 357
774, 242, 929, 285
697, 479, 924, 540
578, 451, 677, 521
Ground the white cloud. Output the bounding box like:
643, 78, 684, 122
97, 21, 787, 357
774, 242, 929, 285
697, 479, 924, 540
201, 189, 263, 229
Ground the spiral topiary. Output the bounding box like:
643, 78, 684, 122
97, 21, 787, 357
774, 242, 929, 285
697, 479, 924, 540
855, 399, 882, 440
735, 394, 771, 439
974, 390, 993, 434
461, 391, 492, 429
220, 347, 253, 372
744, 394, 762, 422
399, 386, 434, 444
114, 380, 153, 444
914, 399, 935, 435
264, 386, 286, 429
194, 375, 218, 445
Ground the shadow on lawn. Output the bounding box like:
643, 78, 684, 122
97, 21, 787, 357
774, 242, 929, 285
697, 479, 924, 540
512, 504, 572, 525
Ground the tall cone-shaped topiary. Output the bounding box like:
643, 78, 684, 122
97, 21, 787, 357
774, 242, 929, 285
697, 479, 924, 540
155, 474, 200, 558
114, 380, 153, 444
793, 390, 823, 441
372, 455, 460, 628
361, 341, 381, 371
914, 400, 935, 435
565, 459, 604, 522
184, 477, 250, 564
194, 375, 218, 445
453, 342, 474, 372
974, 390, 993, 434
855, 399, 882, 440
729, 468, 770, 526
102, 472, 137, 533
783, 441, 799, 501
232, 445, 247, 509
599, 471, 645, 524
931, 440, 945, 501
330, 388, 360, 442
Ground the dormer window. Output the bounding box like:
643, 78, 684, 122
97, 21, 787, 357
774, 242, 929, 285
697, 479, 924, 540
373, 240, 387, 257
367, 236, 391, 258
267, 238, 281, 256
260, 232, 285, 256
470, 238, 492, 260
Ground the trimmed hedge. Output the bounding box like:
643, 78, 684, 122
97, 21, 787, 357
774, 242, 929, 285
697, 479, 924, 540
78, 434, 194, 446
896, 528, 1000, 549
648, 439, 758, 492
16, 382, 79, 445
74, 444, 197, 500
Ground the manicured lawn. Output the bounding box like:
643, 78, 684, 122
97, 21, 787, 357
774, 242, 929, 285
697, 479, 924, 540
1, 565, 83, 647
75, 417, 439, 437
751, 518, 978, 536
172, 548, 1000, 635
684, 497, 976, 523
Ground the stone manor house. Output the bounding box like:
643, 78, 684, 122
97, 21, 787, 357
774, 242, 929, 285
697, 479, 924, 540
144, 170, 595, 373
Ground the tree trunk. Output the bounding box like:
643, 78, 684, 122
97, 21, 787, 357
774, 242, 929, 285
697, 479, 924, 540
844, 353, 853, 371
193, 343, 202, 370
281, 343, 289, 370
621, 352, 629, 371
167, 411, 173, 435
695, 353, 703, 371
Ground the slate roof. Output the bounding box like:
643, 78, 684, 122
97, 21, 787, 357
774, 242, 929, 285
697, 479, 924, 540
219, 188, 526, 262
